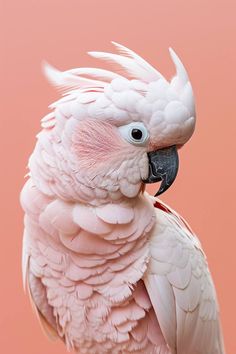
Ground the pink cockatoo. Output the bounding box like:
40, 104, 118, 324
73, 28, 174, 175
21, 42, 225, 354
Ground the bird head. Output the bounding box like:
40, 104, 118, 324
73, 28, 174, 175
35, 42, 195, 203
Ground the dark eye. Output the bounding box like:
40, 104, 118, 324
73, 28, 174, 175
131, 129, 143, 140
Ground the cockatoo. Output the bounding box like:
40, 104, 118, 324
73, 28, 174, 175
21, 42, 225, 354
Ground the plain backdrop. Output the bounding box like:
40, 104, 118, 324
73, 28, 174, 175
1, 0, 235, 353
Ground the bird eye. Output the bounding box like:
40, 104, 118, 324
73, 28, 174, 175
131, 128, 143, 140
118, 122, 149, 146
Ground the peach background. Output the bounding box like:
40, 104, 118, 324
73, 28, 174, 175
1, 0, 235, 353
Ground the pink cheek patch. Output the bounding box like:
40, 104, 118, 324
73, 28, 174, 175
72, 119, 128, 167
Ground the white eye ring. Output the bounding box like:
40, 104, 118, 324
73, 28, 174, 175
118, 122, 149, 146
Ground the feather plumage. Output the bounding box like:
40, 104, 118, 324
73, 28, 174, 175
21, 43, 224, 353
144, 200, 225, 354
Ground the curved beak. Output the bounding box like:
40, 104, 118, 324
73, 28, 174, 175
142, 145, 179, 196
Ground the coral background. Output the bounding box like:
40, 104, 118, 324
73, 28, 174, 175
1, 0, 235, 353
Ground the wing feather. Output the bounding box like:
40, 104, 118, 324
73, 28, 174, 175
145, 275, 177, 353
143, 198, 225, 354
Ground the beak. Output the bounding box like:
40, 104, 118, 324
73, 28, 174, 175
142, 145, 179, 196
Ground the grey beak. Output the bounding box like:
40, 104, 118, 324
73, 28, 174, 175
143, 145, 179, 196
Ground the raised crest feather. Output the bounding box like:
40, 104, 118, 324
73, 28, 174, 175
43, 61, 106, 93
43, 42, 190, 94
169, 47, 189, 87
88, 41, 163, 82
42, 42, 194, 120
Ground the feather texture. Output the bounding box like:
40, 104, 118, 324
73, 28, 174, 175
144, 199, 225, 354
88, 41, 163, 82
41, 43, 195, 149
21, 179, 172, 353
21, 43, 223, 354
43, 61, 106, 93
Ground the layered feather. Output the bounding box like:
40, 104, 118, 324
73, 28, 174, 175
42, 42, 195, 148
21, 179, 173, 353
144, 198, 225, 354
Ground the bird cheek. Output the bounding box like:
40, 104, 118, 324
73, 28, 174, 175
117, 152, 148, 198
119, 179, 142, 198
139, 152, 150, 181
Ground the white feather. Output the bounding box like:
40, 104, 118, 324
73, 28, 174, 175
111, 41, 163, 81
88, 41, 163, 83
145, 274, 177, 353
42, 43, 195, 142
169, 48, 189, 87
43, 62, 106, 92
67, 67, 122, 82
144, 199, 225, 354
